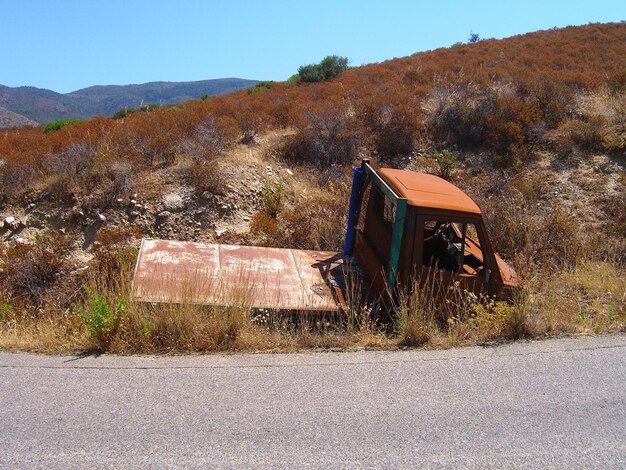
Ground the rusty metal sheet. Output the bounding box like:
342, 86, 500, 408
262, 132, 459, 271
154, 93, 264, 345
132, 239, 346, 311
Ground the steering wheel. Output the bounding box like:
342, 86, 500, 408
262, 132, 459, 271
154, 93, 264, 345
433, 224, 450, 242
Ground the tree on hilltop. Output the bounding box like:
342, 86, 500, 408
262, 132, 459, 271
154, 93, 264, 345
298, 55, 349, 83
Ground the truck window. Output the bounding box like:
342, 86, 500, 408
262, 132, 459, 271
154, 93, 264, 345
461, 223, 485, 276
423, 221, 484, 275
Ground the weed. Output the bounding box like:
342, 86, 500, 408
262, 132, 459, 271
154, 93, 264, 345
469, 294, 531, 341
434, 150, 459, 180
0, 302, 14, 322
250, 212, 280, 242
261, 178, 286, 217
140, 319, 151, 337
75, 288, 125, 347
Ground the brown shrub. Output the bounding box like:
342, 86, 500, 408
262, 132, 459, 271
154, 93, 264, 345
106, 161, 136, 200
37, 143, 100, 202
1, 23, 624, 199
177, 116, 232, 163
280, 110, 360, 167
556, 116, 610, 152
248, 175, 349, 251
188, 161, 226, 196
427, 83, 542, 164
608, 70, 626, 93
89, 225, 143, 282
477, 188, 587, 275
426, 83, 478, 147
358, 92, 422, 157
0, 234, 73, 307
0, 160, 40, 204
599, 193, 626, 242
218, 100, 268, 145
110, 112, 179, 167
279, 181, 350, 251
519, 78, 575, 128
250, 212, 280, 245
484, 93, 541, 153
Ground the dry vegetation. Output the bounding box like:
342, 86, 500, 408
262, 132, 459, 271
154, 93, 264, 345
1, 23, 625, 353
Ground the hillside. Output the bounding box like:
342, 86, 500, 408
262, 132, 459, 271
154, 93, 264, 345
0, 78, 258, 125
0, 22, 624, 353
0, 106, 37, 128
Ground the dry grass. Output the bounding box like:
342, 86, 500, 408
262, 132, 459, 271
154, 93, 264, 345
393, 270, 530, 349
0, 310, 89, 353
531, 260, 626, 334
0, 249, 394, 353
1, 256, 624, 354
391, 260, 625, 350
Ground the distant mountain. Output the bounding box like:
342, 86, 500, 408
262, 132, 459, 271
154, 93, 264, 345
0, 106, 38, 128
0, 78, 258, 126
0, 85, 77, 125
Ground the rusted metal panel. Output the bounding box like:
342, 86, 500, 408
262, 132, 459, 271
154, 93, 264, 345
132, 239, 345, 311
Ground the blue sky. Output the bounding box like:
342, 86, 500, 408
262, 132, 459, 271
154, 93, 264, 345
1, 1, 624, 93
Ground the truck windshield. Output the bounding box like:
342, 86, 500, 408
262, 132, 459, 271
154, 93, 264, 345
423, 221, 484, 276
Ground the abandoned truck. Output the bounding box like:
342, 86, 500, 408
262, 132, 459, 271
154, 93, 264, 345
132, 160, 520, 311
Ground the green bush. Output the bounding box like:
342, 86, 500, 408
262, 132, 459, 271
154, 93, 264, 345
467, 31, 481, 43
0, 302, 14, 323
139, 103, 159, 112
247, 81, 274, 95
112, 107, 137, 120
43, 119, 83, 133
76, 288, 125, 345
286, 74, 300, 88
434, 150, 459, 180
200, 94, 210, 101
298, 55, 349, 83
262, 178, 286, 217
112, 104, 159, 120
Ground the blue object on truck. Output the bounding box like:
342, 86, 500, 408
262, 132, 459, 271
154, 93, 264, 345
343, 166, 365, 255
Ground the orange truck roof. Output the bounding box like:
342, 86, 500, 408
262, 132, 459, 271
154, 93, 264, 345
378, 168, 481, 214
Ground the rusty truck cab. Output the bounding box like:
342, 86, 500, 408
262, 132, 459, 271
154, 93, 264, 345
345, 160, 520, 303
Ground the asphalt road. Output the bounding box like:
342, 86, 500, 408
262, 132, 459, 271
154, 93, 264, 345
1, 335, 625, 469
